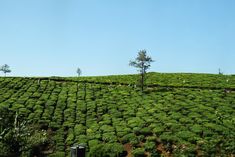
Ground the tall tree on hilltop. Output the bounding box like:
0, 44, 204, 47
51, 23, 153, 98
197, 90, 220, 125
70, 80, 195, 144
129, 50, 154, 92
77, 67, 82, 77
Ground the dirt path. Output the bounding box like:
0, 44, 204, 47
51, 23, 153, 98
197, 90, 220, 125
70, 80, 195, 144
124, 143, 133, 157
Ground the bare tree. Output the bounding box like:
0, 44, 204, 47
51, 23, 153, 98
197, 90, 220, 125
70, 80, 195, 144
0, 64, 11, 77
77, 67, 82, 77
129, 50, 154, 92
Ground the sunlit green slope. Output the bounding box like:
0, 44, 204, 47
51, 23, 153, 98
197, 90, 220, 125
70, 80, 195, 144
0, 73, 234, 156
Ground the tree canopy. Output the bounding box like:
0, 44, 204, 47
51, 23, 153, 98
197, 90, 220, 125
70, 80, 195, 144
0, 64, 11, 76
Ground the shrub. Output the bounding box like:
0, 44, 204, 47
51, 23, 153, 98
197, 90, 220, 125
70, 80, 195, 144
88, 139, 99, 149
121, 133, 137, 144
48, 152, 65, 157
89, 143, 125, 157
130, 138, 139, 146
176, 131, 197, 143
0, 111, 48, 157
127, 117, 145, 129
146, 136, 157, 142
144, 141, 155, 151
66, 129, 74, 146
152, 126, 164, 136
133, 127, 142, 135
74, 124, 86, 136
77, 135, 87, 143
137, 135, 145, 142
132, 148, 146, 157
49, 121, 60, 131
102, 132, 117, 143
140, 127, 152, 136
100, 125, 115, 133
190, 124, 203, 134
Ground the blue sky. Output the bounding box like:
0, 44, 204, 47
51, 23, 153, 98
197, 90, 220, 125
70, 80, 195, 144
0, 0, 234, 76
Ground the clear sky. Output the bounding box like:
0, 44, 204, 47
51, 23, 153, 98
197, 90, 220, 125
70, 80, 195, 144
0, 0, 234, 76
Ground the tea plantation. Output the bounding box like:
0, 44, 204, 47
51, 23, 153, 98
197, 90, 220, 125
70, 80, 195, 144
0, 73, 235, 157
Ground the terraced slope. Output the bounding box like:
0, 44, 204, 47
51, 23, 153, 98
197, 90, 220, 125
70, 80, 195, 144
0, 73, 234, 157
68, 72, 235, 88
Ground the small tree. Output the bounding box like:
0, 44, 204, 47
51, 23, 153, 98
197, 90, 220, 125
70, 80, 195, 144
129, 50, 154, 92
77, 67, 82, 77
218, 68, 223, 75
0, 64, 11, 77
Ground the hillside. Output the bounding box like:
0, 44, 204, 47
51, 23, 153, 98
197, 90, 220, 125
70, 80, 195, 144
0, 73, 235, 157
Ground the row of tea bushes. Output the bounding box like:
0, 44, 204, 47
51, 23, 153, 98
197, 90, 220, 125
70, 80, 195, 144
0, 77, 234, 156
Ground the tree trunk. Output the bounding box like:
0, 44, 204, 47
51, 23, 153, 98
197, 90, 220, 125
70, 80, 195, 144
140, 62, 144, 92
141, 72, 144, 92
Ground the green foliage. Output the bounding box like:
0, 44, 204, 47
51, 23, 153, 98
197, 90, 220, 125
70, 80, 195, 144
0, 64, 11, 76
152, 125, 164, 136
139, 127, 152, 136
146, 136, 157, 142
0, 111, 48, 157
48, 151, 65, 157
0, 74, 235, 156
89, 143, 125, 157
88, 139, 99, 149
132, 148, 146, 157
121, 133, 138, 145
102, 132, 117, 143
144, 141, 156, 151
